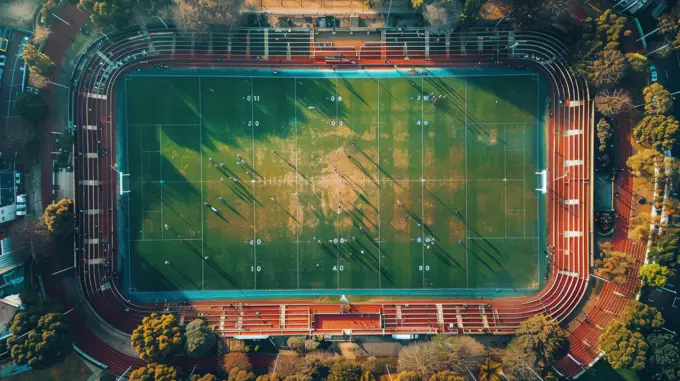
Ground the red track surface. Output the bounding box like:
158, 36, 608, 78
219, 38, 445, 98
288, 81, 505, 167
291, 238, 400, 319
58, 27, 595, 377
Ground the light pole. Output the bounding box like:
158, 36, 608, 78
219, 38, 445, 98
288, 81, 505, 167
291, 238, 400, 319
52, 13, 71, 25
156, 15, 168, 28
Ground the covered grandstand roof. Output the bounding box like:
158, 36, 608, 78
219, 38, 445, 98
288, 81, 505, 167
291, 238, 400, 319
0, 158, 17, 224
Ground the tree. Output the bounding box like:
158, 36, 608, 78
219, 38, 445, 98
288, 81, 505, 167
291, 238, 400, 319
397, 336, 485, 379
191, 375, 220, 381
129, 363, 179, 381
229, 368, 256, 381
601, 321, 648, 370
287, 336, 306, 352
628, 149, 665, 184
479, 358, 502, 381
622, 300, 664, 334
7, 312, 72, 368
462, 0, 485, 21
327, 361, 363, 381
223, 352, 252, 372
647, 334, 680, 381
28, 67, 49, 89
643, 83, 673, 116
595, 89, 634, 116
639, 263, 671, 287
501, 342, 544, 381
305, 339, 320, 352
41, 199, 74, 235
15, 92, 49, 125
589, 44, 627, 88
79, 0, 169, 28
131, 313, 184, 361
32, 24, 52, 44
21, 44, 54, 76
595, 243, 636, 285
633, 115, 680, 152
257, 375, 282, 381
597, 118, 613, 152
626, 53, 650, 72
629, 214, 652, 241
429, 371, 464, 381
423, 2, 463, 34
397, 372, 421, 381
650, 231, 680, 268
514, 314, 567, 370
360, 371, 375, 381
185, 319, 217, 357
170, 0, 239, 31
596, 10, 627, 43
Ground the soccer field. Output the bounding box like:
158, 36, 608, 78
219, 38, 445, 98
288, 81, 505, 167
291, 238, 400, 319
117, 68, 548, 298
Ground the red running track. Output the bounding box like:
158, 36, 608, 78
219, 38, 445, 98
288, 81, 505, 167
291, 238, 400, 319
63, 27, 593, 376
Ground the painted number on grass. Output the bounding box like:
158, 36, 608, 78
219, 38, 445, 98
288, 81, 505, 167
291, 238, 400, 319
248, 121, 260, 127
333, 265, 344, 271
418, 265, 430, 271
251, 266, 262, 272
247, 95, 260, 102
416, 95, 431, 101
331, 120, 343, 126
330, 96, 343, 102
416, 120, 429, 126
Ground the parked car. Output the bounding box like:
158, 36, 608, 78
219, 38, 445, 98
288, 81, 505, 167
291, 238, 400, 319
650, 65, 658, 82
0, 28, 11, 53
0, 54, 5, 66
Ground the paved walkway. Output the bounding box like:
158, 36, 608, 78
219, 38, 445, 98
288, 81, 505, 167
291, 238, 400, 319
245, 0, 411, 14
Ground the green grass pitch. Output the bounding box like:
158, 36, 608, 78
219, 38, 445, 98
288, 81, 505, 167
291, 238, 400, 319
120, 70, 547, 295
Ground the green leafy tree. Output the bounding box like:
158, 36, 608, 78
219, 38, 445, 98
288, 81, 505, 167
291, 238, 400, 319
15, 92, 49, 125
7, 312, 72, 368
462, 0, 485, 21
650, 231, 680, 268
359, 370, 375, 381
626, 53, 650, 72
41, 199, 74, 235
514, 314, 567, 370
596, 10, 627, 43
129, 363, 179, 381
633, 115, 680, 152
479, 358, 502, 381
595, 89, 634, 116
622, 300, 664, 334
597, 118, 613, 152
643, 83, 674, 116
629, 214, 652, 242
79, 0, 169, 27
647, 334, 680, 381
639, 263, 671, 287
21, 44, 54, 76
328, 361, 363, 381
396, 372, 421, 381
185, 319, 217, 357
429, 371, 464, 381
595, 243, 636, 284
287, 336, 306, 352
628, 149, 665, 184
131, 313, 184, 361
601, 322, 648, 370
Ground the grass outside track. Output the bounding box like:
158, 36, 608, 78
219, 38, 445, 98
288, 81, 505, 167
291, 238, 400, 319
119, 69, 547, 296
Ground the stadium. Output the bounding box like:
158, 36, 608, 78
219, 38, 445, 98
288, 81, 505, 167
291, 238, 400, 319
69, 24, 592, 376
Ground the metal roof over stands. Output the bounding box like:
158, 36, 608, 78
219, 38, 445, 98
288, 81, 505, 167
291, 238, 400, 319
0, 158, 17, 224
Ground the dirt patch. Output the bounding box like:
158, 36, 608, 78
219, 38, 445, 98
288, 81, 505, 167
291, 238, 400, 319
0, 0, 41, 30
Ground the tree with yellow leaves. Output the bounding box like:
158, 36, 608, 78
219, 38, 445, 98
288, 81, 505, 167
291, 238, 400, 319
131, 313, 184, 361
41, 199, 74, 235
